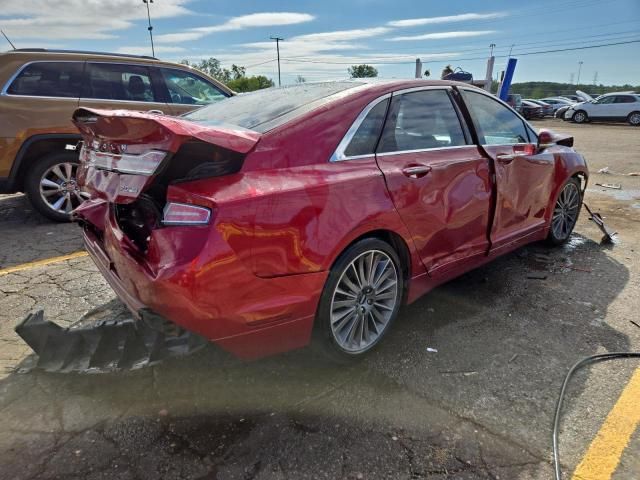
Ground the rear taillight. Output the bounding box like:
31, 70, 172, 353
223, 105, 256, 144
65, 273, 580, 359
162, 202, 211, 225
81, 148, 166, 176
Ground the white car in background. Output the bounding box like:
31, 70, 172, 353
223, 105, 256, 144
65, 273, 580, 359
564, 92, 640, 125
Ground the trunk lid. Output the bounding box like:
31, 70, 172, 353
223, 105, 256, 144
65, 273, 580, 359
72, 107, 261, 204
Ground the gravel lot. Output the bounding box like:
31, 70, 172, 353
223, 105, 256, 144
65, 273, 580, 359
0, 119, 638, 479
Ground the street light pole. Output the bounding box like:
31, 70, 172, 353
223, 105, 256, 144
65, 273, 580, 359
577, 61, 583, 86
270, 36, 284, 87
143, 0, 155, 58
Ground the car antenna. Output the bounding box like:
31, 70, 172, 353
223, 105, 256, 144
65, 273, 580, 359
1, 30, 16, 50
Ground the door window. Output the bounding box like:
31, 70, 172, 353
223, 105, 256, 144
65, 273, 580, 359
83, 63, 158, 102
461, 90, 529, 145
343, 98, 389, 157
160, 68, 227, 106
378, 90, 467, 153
6, 62, 84, 98
594, 96, 615, 104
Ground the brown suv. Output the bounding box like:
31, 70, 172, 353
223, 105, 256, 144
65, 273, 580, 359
0, 49, 233, 221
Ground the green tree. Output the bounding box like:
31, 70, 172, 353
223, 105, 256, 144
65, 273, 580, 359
295, 75, 307, 83
348, 64, 378, 78
423, 69, 431, 78
226, 75, 275, 93
441, 65, 454, 79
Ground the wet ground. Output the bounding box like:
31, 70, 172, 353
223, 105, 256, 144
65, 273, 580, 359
0, 119, 639, 479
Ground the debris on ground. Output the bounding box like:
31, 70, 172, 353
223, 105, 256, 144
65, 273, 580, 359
596, 167, 640, 176
583, 203, 617, 243
527, 272, 548, 280
426, 347, 438, 353
631, 320, 640, 329
570, 266, 592, 273
595, 183, 622, 190
509, 354, 519, 363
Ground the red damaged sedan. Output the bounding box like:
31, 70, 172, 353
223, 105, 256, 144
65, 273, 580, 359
72, 80, 588, 361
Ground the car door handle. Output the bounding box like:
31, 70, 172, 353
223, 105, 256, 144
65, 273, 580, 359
148, 109, 164, 115
402, 165, 432, 178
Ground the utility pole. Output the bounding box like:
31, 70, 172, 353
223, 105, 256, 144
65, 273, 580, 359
489, 43, 496, 56
270, 36, 284, 87
593, 71, 598, 85
569, 72, 575, 84
576, 61, 583, 86
508, 44, 515, 58
142, 0, 155, 57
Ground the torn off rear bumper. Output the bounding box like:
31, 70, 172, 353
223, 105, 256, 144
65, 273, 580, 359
14, 309, 207, 373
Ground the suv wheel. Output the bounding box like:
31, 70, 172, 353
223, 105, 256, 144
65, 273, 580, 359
628, 111, 640, 126
25, 152, 89, 222
572, 110, 588, 124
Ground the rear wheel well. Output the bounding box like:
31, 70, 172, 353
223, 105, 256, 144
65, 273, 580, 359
14, 137, 81, 190
338, 229, 412, 302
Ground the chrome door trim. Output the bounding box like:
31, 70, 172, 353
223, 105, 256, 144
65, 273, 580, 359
376, 144, 477, 158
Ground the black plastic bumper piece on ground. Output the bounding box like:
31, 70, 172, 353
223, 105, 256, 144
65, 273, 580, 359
15, 309, 207, 373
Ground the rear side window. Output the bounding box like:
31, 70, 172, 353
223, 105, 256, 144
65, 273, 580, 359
83, 63, 158, 102
615, 96, 636, 103
461, 90, 529, 145
343, 98, 389, 157
159, 68, 227, 105
7, 62, 83, 98
378, 90, 467, 153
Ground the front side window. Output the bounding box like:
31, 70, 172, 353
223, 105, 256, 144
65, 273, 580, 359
595, 96, 615, 104
461, 90, 529, 145
343, 98, 389, 157
160, 68, 227, 106
378, 89, 467, 153
7, 62, 83, 98
83, 63, 158, 102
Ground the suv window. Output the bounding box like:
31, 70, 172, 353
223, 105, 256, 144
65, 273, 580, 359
461, 90, 529, 145
6, 62, 83, 98
343, 98, 389, 157
595, 96, 616, 104
160, 68, 227, 106
378, 90, 467, 153
615, 95, 636, 103
83, 63, 158, 102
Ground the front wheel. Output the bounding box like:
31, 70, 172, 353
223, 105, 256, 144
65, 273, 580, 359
572, 110, 588, 124
25, 152, 89, 222
547, 178, 582, 245
315, 238, 404, 362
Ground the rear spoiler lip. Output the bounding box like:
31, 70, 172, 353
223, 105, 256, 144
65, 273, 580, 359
72, 107, 261, 154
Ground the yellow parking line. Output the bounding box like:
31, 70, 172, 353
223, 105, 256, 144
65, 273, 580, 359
572, 367, 640, 480
0, 251, 89, 276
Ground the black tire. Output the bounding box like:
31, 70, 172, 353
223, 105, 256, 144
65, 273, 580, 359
314, 238, 404, 363
25, 151, 84, 222
627, 111, 640, 126
546, 177, 582, 246
572, 110, 588, 124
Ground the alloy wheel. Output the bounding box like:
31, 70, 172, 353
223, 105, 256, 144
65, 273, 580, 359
552, 182, 581, 241
629, 112, 640, 126
573, 111, 587, 123
330, 250, 399, 353
39, 162, 89, 215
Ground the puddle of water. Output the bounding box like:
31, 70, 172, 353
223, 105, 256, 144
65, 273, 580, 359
586, 187, 640, 201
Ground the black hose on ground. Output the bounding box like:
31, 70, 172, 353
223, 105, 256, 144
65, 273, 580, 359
552, 352, 640, 480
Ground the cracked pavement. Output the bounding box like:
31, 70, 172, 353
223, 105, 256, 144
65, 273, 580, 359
0, 120, 639, 479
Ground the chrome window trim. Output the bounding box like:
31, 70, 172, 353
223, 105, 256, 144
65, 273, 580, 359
376, 144, 475, 158
1, 60, 84, 97
330, 93, 390, 162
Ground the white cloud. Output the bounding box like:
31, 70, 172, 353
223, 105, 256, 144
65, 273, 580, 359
290, 27, 392, 43
155, 12, 315, 43
388, 12, 507, 28
0, 0, 192, 41
116, 46, 186, 55
389, 30, 496, 41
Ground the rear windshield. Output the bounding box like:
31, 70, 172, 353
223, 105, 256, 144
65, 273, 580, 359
184, 82, 363, 132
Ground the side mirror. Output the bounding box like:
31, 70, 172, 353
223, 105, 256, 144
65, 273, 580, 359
538, 129, 574, 149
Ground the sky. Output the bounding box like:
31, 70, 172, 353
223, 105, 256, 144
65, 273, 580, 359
1, 0, 639, 86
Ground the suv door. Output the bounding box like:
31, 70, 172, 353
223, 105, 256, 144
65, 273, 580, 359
157, 67, 229, 116
587, 95, 616, 119
459, 88, 554, 253
374, 88, 492, 275
612, 95, 638, 119
79, 62, 170, 114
